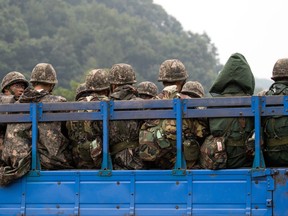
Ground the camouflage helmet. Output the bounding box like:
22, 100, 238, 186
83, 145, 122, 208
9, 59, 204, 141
1, 71, 29, 93
75, 83, 88, 100
181, 81, 205, 98
30, 63, 58, 84
86, 69, 110, 91
109, 63, 137, 85
271, 58, 288, 80
158, 59, 188, 82
137, 81, 158, 97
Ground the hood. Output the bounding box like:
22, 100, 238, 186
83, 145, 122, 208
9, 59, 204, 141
209, 53, 255, 96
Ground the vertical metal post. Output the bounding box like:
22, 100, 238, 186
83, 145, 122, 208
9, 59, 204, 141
245, 170, 252, 216
252, 96, 265, 169
74, 172, 80, 215
173, 98, 186, 175
30, 103, 38, 171
100, 101, 112, 174
283, 95, 288, 116
186, 173, 192, 216
129, 173, 135, 216
20, 177, 26, 216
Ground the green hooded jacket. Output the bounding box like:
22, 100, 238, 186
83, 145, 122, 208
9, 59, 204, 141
208, 53, 255, 168
209, 53, 255, 96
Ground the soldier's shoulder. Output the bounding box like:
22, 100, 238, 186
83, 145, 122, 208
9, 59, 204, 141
0, 95, 15, 104
131, 96, 143, 101
43, 95, 67, 102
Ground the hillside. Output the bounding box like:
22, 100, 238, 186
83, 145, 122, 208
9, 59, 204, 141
0, 0, 221, 100
1, 0, 271, 99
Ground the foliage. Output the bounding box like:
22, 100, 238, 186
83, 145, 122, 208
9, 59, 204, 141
0, 0, 221, 99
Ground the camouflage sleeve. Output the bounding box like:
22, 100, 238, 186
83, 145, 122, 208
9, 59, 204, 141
42, 95, 67, 103
53, 95, 67, 102
188, 118, 210, 145
2, 123, 32, 169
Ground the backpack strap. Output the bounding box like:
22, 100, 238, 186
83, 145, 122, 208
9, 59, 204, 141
226, 139, 244, 146
222, 118, 236, 138
264, 117, 280, 139
225, 118, 246, 147
110, 140, 139, 155
267, 135, 288, 146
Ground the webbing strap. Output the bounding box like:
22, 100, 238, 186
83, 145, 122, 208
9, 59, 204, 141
267, 136, 288, 146
110, 141, 139, 155
226, 139, 245, 147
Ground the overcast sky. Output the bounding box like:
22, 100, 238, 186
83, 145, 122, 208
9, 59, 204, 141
153, 0, 288, 80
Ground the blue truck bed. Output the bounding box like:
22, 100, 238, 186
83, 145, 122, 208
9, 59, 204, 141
0, 96, 287, 216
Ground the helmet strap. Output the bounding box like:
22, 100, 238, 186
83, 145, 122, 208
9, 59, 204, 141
8, 87, 15, 96
110, 84, 117, 93
49, 84, 55, 92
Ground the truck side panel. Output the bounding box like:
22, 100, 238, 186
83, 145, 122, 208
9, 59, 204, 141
0, 169, 276, 216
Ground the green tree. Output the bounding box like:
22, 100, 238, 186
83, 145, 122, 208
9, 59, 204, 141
0, 0, 221, 99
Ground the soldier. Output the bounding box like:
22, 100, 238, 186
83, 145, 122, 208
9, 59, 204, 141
137, 81, 158, 99
139, 60, 208, 169
158, 59, 188, 93
200, 53, 255, 169
0, 63, 73, 186
0, 72, 29, 166
263, 58, 288, 166
1, 71, 29, 100
75, 83, 89, 101
108, 63, 144, 170
180, 81, 209, 168
180, 81, 205, 98
67, 69, 110, 169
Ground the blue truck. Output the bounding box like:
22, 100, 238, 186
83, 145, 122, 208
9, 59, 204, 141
0, 96, 287, 216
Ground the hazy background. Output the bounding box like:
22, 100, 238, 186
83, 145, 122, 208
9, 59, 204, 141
154, 0, 288, 80
0, 0, 277, 99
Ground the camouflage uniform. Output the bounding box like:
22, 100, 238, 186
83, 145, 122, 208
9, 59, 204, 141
0, 72, 29, 167
180, 81, 208, 168
137, 81, 158, 99
0, 95, 15, 167
263, 58, 288, 166
66, 69, 109, 169
0, 63, 73, 186
108, 63, 144, 170
200, 53, 255, 169
139, 60, 207, 169
140, 85, 207, 169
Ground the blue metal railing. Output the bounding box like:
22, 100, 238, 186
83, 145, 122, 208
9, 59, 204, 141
1, 96, 282, 173
1, 96, 286, 215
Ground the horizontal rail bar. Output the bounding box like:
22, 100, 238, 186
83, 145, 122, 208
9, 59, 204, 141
110, 110, 175, 120
0, 96, 288, 121
0, 114, 31, 123
185, 97, 252, 107
0, 103, 30, 112
185, 107, 254, 118
40, 112, 104, 122
41, 102, 102, 111
112, 99, 174, 109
